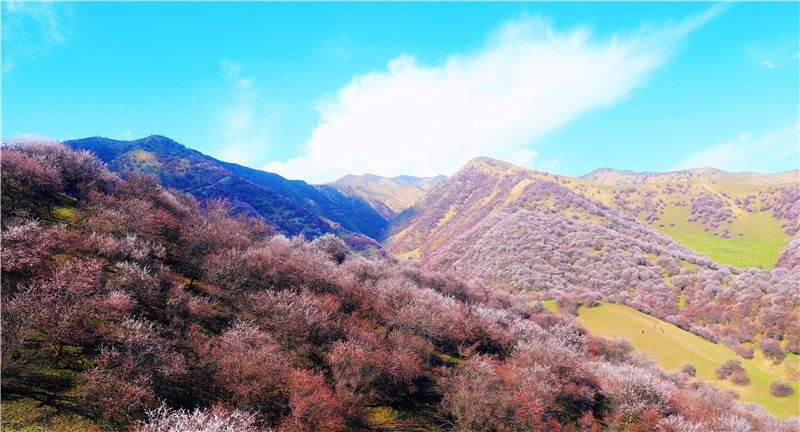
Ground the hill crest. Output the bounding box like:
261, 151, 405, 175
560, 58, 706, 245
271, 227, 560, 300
581, 166, 799, 186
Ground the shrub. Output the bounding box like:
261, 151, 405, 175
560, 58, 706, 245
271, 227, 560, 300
137, 404, 267, 432
440, 355, 510, 431
593, 362, 675, 418
760, 338, 786, 362
208, 321, 291, 416
715, 359, 744, 380
0, 147, 62, 216
770, 380, 796, 398
730, 370, 750, 385
555, 295, 578, 316
311, 233, 349, 264
679, 362, 696, 377
282, 369, 346, 432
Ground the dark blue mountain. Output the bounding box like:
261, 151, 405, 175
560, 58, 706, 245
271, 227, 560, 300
64, 135, 390, 240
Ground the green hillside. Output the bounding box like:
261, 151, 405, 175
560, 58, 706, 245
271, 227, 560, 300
575, 302, 800, 418
576, 180, 796, 269
655, 205, 790, 268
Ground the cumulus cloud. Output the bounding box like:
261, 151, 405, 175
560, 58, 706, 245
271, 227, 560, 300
1, 1, 70, 73
265, 7, 723, 183
674, 123, 800, 173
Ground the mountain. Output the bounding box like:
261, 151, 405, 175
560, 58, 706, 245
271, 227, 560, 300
387, 157, 797, 268
391, 174, 447, 190
64, 135, 390, 241
387, 157, 799, 377
3, 139, 796, 429
387, 156, 715, 265
328, 173, 446, 220
581, 167, 799, 186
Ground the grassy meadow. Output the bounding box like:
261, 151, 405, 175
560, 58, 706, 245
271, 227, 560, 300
574, 302, 799, 417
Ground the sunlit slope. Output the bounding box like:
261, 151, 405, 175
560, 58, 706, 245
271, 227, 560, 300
569, 179, 796, 268
389, 156, 797, 268
328, 173, 446, 220
577, 302, 800, 417
581, 166, 798, 186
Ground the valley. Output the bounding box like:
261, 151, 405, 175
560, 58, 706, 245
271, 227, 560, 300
2, 137, 798, 431
4, 2, 798, 430
56, 137, 800, 392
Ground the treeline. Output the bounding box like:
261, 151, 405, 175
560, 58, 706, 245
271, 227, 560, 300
2, 138, 798, 431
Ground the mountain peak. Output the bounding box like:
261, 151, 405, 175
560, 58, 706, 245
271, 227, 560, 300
464, 156, 516, 172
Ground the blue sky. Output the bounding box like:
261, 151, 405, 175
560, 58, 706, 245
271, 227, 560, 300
2, 2, 798, 183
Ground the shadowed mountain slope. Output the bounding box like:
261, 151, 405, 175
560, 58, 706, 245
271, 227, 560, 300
64, 135, 390, 240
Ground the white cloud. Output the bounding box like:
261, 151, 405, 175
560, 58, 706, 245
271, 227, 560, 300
265, 7, 723, 183
762, 61, 775, 68
508, 149, 539, 169
674, 123, 800, 173
1, 1, 70, 72
215, 60, 271, 164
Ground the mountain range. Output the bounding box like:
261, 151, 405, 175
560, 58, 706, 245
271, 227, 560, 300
65, 135, 798, 270
64, 136, 395, 255
3, 135, 798, 430
63, 136, 800, 362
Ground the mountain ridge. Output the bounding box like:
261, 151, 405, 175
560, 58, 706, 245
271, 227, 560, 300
328, 172, 447, 220
581, 166, 799, 186
64, 135, 390, 242
414, 156, 798, 268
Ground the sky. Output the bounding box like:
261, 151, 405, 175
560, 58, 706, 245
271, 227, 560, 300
2, 2, 798, 183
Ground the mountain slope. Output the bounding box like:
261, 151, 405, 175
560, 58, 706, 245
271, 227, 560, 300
209, 157, 390, 239
387, 157, 705, 261
10, 140, 797, 431
576, 302, 799, 416
64, 135, 389, 240
391, 157, 797, 268
328, 173, 446, 220
388, 156, 799, 363
576, 168, 798, 268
